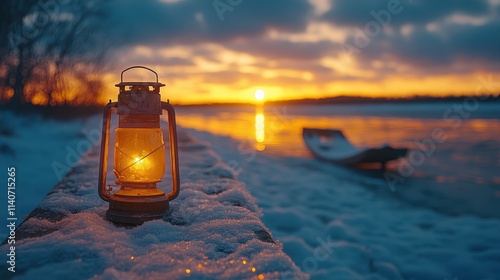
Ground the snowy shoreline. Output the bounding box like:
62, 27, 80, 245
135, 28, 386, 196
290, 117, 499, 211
188, 128, 500, 280
0, 120, 304, 279
2, 109, 500, 279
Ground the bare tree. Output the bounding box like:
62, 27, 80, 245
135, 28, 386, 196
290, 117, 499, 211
0, 0, 38, 105
0, 0, 109, 107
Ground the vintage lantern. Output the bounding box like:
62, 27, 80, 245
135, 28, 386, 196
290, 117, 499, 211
98, 66, 180, 224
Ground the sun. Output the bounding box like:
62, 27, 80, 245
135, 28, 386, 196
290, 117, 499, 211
255, 89, 265, 101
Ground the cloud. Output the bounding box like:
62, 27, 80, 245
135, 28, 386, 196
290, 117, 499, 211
340, 18, 500, 74
227, 39, 336, 61
106, 0, 313, 48
95, 0, 500, 100
113, 50, 196, 68
330, 0, 500, 76
448, 19, 500, 62
105, 0, 500, 74
321, 0, 491, 27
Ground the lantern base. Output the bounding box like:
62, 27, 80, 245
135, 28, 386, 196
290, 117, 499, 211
106, 194, 169, 225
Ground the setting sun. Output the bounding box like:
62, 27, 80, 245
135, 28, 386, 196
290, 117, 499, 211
255, 89, 265, 101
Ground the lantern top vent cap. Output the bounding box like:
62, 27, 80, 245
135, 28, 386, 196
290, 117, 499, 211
115, 66, 166, 91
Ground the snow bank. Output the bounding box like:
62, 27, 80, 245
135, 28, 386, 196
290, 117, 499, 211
188, 128, 500, 280
0, 111, 102, 241
0, 126, 305, 279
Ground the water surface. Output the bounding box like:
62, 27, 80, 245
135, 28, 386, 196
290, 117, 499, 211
174, 102, 500, 218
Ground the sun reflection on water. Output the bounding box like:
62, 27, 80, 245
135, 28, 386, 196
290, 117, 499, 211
175, 104, 500, 189
255, 106, 266, 151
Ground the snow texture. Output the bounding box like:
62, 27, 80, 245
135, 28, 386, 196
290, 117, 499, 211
0, 111, 102, 241
0, 125, 305, 280
189, 128, 500, 280
3, 105, 500, 280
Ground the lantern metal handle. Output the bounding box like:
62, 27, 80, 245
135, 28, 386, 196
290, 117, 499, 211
120, 65, 159, 83
98, 101, 118, 202
162, 101, 181, 201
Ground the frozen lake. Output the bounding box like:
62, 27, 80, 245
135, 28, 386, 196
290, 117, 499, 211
2, 101, 500, 279
175, 102, 500, 219
174, 101, 500, 279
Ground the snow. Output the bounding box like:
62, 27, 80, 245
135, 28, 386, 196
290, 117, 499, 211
0, 117, 304, 279
2, 103, 500, 279
189, 127, 500, 280
0, 111, 102, 241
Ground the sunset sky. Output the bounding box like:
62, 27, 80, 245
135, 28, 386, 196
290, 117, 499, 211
100, 0, 500, 104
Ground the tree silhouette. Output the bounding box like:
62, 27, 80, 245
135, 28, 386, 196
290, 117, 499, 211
0, 0, 109, 107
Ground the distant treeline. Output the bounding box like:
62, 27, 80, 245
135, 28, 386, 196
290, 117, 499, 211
175, 94, 500, 108
3, 94, 499, 119
266, 95, 500, 106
